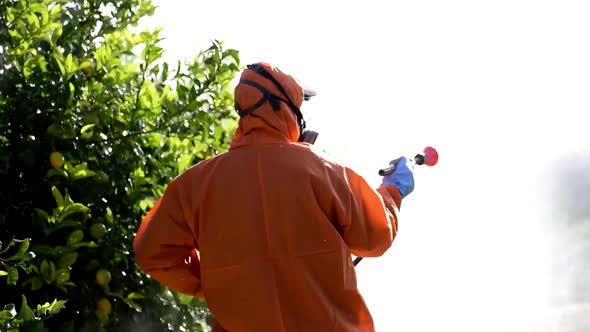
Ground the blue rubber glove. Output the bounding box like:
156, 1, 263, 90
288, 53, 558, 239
381, 157, 415, 198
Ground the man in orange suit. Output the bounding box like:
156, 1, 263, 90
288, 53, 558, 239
133, 62, 415, 331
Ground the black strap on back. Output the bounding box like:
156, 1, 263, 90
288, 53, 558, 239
234, 64, 306, 133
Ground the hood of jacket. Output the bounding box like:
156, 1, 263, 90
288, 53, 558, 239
230, 63, 305, 149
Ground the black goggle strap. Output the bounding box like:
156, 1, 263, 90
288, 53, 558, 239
245, 64, 306, 132
234, 79, 283, 116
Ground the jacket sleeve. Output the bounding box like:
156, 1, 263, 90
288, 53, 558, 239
132, 180, 203, 297
332, 167, 402, 258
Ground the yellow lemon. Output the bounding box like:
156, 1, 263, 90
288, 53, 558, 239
95, 269, 111, 286
80, 59, 94, 76
49, 152, 65, 169
96, 298, 112, 316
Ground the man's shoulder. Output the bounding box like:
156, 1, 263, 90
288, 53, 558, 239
174, 152, 228, 179
287, 143, 345, 169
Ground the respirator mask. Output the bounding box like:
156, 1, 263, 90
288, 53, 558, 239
234, 63, 319, 144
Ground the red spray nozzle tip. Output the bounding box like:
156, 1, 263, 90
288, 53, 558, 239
422, 146, 439, 166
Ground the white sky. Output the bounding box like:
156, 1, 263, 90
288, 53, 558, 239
141, 1, 589, 331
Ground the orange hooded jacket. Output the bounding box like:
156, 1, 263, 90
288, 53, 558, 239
133, 63, 402, 332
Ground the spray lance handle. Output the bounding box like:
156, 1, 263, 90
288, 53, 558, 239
378, 146, 439, 176
353, 146, 439, 267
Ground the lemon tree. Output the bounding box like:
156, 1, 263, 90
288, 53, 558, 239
0, 0, 240, 330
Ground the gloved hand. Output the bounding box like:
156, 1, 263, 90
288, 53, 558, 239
381, 157, 415, 198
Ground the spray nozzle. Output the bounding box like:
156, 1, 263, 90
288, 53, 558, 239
378, 146, 439, 176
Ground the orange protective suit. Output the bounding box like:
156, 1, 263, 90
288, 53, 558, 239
133, 63, 402, 332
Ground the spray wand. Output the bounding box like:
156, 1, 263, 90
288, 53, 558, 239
378, 146, 439, 176
353, 146, 439, 266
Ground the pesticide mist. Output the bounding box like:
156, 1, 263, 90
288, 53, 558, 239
543, 149, 590, 332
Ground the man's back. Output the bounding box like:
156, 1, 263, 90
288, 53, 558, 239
180, 142, 378, 331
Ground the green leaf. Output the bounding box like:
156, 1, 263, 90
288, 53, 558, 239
49, 4, 62, 18
80, 124, 95, 134
36, 303, 50, 317
51, 24, 62, 44
71, 241, 97, 249
31, 245, 55, 256
49, 262, 56, 283
21, 251, 36, 263
64, 53, 73, 74
71, 169, 96, 181
0, 239, 16, 255
37, 55, 48, 72
138, 198, 154, 211
0, 309, 14, 320
47, 168, 68, 178
177, 154, 192, 173
16, 296, 35, 321
126, 292, 144, 300
37, 299, 67, 317
29, 2, 46, 14
63, 192, 74, 206
57, 252, 78, 268
23, 277, 43, 291
105, 207, 114, 223
161, 62, 169, 80
59, 203, 89, 222
40, 260, 49, 275
133, 167, 145, 178
47, 220, 81, 234
40, 260, 55, 283
160, 84, 171, 102
8, 28, 22, 41
66, 230, 84, 246
223, 49, 240, 63
51, 186, 64, 207
8, 238, 30, 261
26, 13, 40, 31
55, 268, 70, 284
68, 82, 75, 104
148, 46, 163, 65
49, 300, 67, 315
0, 270, 7, 277
43, 22, 60, 33
34, 208, 51, 222
7, 266, 18, 285
40, 6, 49, 25
175, 293, 193, 305
214, 124, 223, 141
23, 57, 35, 78
17, 262, 33, 274
70, 162, 96, 180
53, 53, 65, 76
